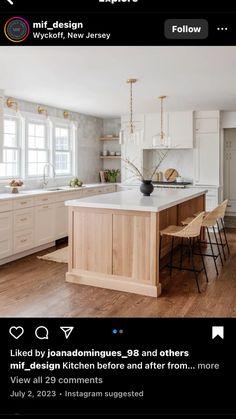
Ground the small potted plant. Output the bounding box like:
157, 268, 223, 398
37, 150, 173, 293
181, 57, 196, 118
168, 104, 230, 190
106, 169, 120, 183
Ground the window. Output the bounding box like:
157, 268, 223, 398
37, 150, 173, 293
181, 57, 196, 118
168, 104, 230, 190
0, 117, 19, 178
54, 126, 72, 175
26, 121, 48, 177
0, 113, 75, 180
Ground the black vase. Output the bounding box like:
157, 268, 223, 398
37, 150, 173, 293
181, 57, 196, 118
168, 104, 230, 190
140, 180, 154, 196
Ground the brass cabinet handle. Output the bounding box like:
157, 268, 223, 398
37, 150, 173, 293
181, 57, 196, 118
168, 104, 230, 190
20, 218, 27, 222
20, 238, 27, 243
42, 206, 49, 209
20, 201, 28, 205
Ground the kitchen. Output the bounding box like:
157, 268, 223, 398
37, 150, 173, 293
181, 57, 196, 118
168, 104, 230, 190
0, 46, 235, 317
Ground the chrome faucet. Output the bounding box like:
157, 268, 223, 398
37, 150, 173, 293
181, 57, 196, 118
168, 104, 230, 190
42, 163, 56, 188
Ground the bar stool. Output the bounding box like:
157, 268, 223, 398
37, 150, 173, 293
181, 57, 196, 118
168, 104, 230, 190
212, 200, 230, 260
159, 212, 208, 293
182, 200, 230, 275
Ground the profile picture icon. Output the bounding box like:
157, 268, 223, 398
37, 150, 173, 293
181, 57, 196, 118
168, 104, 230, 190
4, 16, 30, 43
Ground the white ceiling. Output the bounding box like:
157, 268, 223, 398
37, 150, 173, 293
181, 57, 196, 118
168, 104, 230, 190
1, 46, 236, 118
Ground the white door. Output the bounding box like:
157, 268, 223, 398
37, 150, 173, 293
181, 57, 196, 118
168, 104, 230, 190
54, 202, 68, 239
224, 129, 236, 213
35, 204, 55, 246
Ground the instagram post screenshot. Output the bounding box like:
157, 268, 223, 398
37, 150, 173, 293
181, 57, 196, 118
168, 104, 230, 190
0, 0, 236, 416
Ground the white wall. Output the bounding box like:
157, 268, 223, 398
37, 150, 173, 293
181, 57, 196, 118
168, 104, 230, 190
143, 149, 194, 181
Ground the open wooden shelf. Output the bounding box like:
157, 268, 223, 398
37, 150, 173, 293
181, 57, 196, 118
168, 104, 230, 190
99, 137, 120, 141
100, 156, 121, 160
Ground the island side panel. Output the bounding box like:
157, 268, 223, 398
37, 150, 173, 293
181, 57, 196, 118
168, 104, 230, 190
67, 207, 160, 297
177, 195, 205, 225
72, 207, 113, 274
112, 211, 153, 283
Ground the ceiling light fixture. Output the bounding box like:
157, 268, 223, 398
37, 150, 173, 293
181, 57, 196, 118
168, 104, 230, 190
153, 96, 171, 148
120, 78, 142, 145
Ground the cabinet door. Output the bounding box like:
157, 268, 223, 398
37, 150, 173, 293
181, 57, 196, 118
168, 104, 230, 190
144, 113, 168, 149
35, 204, 55, 246
54, 202, 68, 239
0, 212, 13, 258
168, 112, 193, 148
194, 134, 219, 185
195, 118, 218, 134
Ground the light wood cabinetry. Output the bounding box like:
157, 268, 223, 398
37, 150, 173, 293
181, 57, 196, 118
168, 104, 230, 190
14, 208, 34, 232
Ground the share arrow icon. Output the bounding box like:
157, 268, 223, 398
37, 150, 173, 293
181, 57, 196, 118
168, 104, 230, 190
60, 326, 74, 339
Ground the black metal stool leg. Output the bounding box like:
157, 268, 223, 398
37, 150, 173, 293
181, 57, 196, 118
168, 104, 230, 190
198, 238, 209, 283
217, 220, 226, 261
221, 218, 230, 255
188, 238, 201, 293
169, 237, 174, 277
207, 227, 219, 276
213, 226, 223, 267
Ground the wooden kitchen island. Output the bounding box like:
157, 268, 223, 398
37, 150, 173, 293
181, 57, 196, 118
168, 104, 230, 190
65, 188, 206, 297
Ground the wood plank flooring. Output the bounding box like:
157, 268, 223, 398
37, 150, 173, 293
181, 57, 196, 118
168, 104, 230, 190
0, 230, 236, 317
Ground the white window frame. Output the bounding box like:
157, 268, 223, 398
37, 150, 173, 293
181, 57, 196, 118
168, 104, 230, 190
0, 111, 21, 179
53, 122, 73, 177
24, 115, 50, 179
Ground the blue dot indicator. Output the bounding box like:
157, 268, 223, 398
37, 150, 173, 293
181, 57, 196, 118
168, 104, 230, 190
112, 329, 118, 334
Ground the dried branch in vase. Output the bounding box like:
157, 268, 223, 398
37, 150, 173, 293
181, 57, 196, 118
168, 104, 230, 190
122, 149, 170, 181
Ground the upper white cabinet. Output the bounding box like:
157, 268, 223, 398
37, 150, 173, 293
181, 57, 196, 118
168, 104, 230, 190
168, 112, 193, 148
195, 118, 218, 134
194, 111, 220, 186
143, 111, 193, 149
144, 112, 168, 149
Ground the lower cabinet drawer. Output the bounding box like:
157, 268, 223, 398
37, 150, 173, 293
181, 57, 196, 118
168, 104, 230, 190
0, 229, 13, 259
14, 208, 34, 232
14, 230, 34, 253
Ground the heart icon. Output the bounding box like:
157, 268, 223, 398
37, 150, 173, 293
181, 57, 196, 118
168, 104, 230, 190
9, 326, 24, 340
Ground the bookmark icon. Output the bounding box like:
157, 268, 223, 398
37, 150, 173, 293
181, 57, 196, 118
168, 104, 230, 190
60, 326, 74, 339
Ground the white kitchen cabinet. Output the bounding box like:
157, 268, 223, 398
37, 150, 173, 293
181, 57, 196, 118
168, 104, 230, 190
195, 118, 218, 134
194, 133, 219, 185
144, 113, 168, 149
168, 112, 193, 148
14, 208, 34, 232
54, 202, 68, 239
143, 112, 193, 149
0, 212, 13, 258
35, 204, 55, 246
14, 230, 34, 253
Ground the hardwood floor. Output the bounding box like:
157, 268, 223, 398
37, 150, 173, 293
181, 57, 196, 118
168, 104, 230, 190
0, 230, 236, 318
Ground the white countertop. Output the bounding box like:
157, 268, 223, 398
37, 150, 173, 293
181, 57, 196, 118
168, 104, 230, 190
0, 184, 110, 201
65, 188, 208, 213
